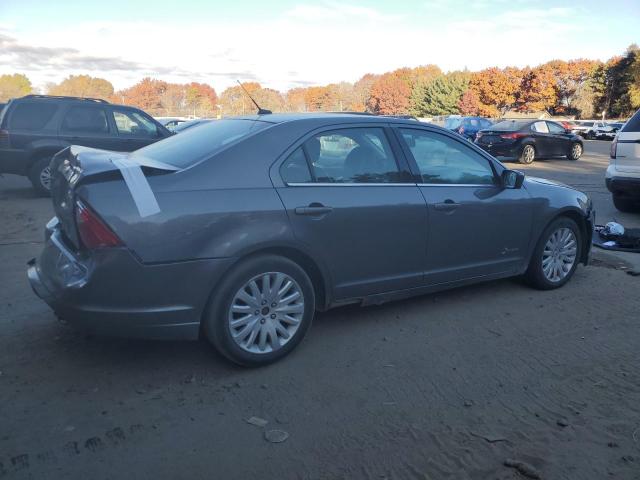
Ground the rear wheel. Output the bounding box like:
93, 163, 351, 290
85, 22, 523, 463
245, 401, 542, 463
519, 144, 535, 164
567, 142, 582, 160
28, 156, 53, 196
613, 194, 639, 213
524, 217, 581, 290
203, 254, 315, 366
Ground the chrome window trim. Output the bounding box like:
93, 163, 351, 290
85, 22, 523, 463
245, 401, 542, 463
286, 182, 417, 187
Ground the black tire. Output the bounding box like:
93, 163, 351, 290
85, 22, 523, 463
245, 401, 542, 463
524, 217, 582, 290
613, 194, 639, 213
519, 144, 536, 164
203, 254, 315, 367
28, 156, 53, 196
567, 142, 583, 160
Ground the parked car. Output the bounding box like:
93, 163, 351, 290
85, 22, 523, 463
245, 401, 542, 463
570, 120, 598, 137
582, 121, 608, 139
173, 118, 214, 133
475, 119, 584, 164
156, 117, 187, 131
0, 95, 171, 195
28, 114, 594, 366
607, 109, 640, 212
594, 122, 625, 141
445, 116, 493, 141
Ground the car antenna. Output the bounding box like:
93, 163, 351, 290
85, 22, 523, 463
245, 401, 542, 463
236, 80, 272, 115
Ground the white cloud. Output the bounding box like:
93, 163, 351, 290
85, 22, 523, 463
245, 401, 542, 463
0, 3, 627, 94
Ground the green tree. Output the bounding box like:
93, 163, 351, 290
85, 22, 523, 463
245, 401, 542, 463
0, 73, 33, 102
410, 71, 470, 116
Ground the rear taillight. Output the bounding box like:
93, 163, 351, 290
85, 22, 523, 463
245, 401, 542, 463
500, 132, 527, 140
610, 137, 617, 158
75, 200, 122, 249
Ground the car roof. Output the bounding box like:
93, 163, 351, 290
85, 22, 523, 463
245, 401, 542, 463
227, 112, 424, 127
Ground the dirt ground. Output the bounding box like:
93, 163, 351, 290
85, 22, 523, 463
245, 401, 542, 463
1, 141, 639, 479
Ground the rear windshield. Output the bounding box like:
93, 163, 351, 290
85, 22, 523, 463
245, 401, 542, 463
488, 120, 529, 131
131, 119, 271, 168
9, 102, 58, 130
622, 109, 640, 133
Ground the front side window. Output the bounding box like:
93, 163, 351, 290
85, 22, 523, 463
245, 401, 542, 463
532, 121, 549, 133
112, 109, 158, 137
9, 103, 58, 130
546, 122, 565, 134
301, 127, 402, 183
400, 129, 495, 185
61, 106, 109, 133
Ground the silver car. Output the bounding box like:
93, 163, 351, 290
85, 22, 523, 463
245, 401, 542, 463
28, 114, 595, 366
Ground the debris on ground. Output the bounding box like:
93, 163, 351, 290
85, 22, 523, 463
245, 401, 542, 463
264, 429, 289, 443
503, 459, 542, 479
246, 416, 268, 428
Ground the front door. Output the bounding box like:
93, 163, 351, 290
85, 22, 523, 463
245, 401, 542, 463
110, 108, 163, 151
396, 127, 533, 286
546, 121, 572, 156
275, 126, 428, 300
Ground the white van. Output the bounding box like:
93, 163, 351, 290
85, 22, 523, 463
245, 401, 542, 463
607, 109, 640, 212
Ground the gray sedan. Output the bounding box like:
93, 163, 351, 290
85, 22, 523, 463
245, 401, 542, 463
28, 114, 594, 366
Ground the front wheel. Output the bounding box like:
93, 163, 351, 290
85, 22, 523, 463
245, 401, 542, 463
203, 254, 315, 366
519, 144, 535, 164
567, 142, 582, 160
524, 217, 582, 290
28, 156, 54, 196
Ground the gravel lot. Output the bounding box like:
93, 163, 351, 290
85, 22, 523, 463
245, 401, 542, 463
1, 141, 639, 479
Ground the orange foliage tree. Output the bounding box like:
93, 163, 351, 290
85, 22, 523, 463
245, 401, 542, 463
367, 73, 411, 115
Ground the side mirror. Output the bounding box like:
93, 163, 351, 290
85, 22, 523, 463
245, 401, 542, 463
502, 169, 525, 189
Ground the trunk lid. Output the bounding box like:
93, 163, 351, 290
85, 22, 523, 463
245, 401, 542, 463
50, 146, 178, 249
615, 131, 640, 174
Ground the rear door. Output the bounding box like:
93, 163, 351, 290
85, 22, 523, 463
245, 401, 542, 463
109, 107, 165, 151
616, 109, 640, 174
396, 127, 533, 285
531, 121, 551, 156
58, 104, 120, 151
275, 125, 428, 300
546, 121, 572, 155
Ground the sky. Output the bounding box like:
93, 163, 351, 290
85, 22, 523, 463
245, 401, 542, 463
1, 0, 638, 93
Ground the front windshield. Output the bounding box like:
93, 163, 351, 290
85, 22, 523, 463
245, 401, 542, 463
131, 119, 271, 168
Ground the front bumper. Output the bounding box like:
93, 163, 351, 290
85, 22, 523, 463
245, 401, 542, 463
27, 218, 234, 340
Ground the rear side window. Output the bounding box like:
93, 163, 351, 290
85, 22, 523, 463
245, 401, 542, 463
302, 127, 402, 183
622, 109, 640, 132
61, 106, 109, 133
281, 147, 312, 184
532, 121, 549, 133
131, 119, 270, 168
9, 103, 57, 130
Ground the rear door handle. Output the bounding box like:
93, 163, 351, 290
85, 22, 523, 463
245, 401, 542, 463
294, 204, 333, 216
433, 200, 460, 212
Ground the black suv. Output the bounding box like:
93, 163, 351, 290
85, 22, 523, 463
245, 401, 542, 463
0, 95, 171, 194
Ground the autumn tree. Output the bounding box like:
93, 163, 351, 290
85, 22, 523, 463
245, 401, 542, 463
466, 67, 522, 116
303, 86, 337, 112
353, 73, 379, 112
117, 78, 168, 115
517, 65, 557, 112
367, 73, 411, 115
544, 59, 600, 113
285, 88, 308, 112
458, 88, 482, 115
48, 75, 114, 100
185, 82, 218, 116
410, 71, 470, 116
0, 73, 33, 102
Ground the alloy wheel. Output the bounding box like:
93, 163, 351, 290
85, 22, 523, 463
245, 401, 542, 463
228, 272, 304, 354
541, 227, 577, 282
39, 166, 52, 191
571, 143, 582, 159
523, 145, 535, 163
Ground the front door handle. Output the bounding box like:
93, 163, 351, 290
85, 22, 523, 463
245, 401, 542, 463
294, 204, 333, 216
433, 200, 460, 212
